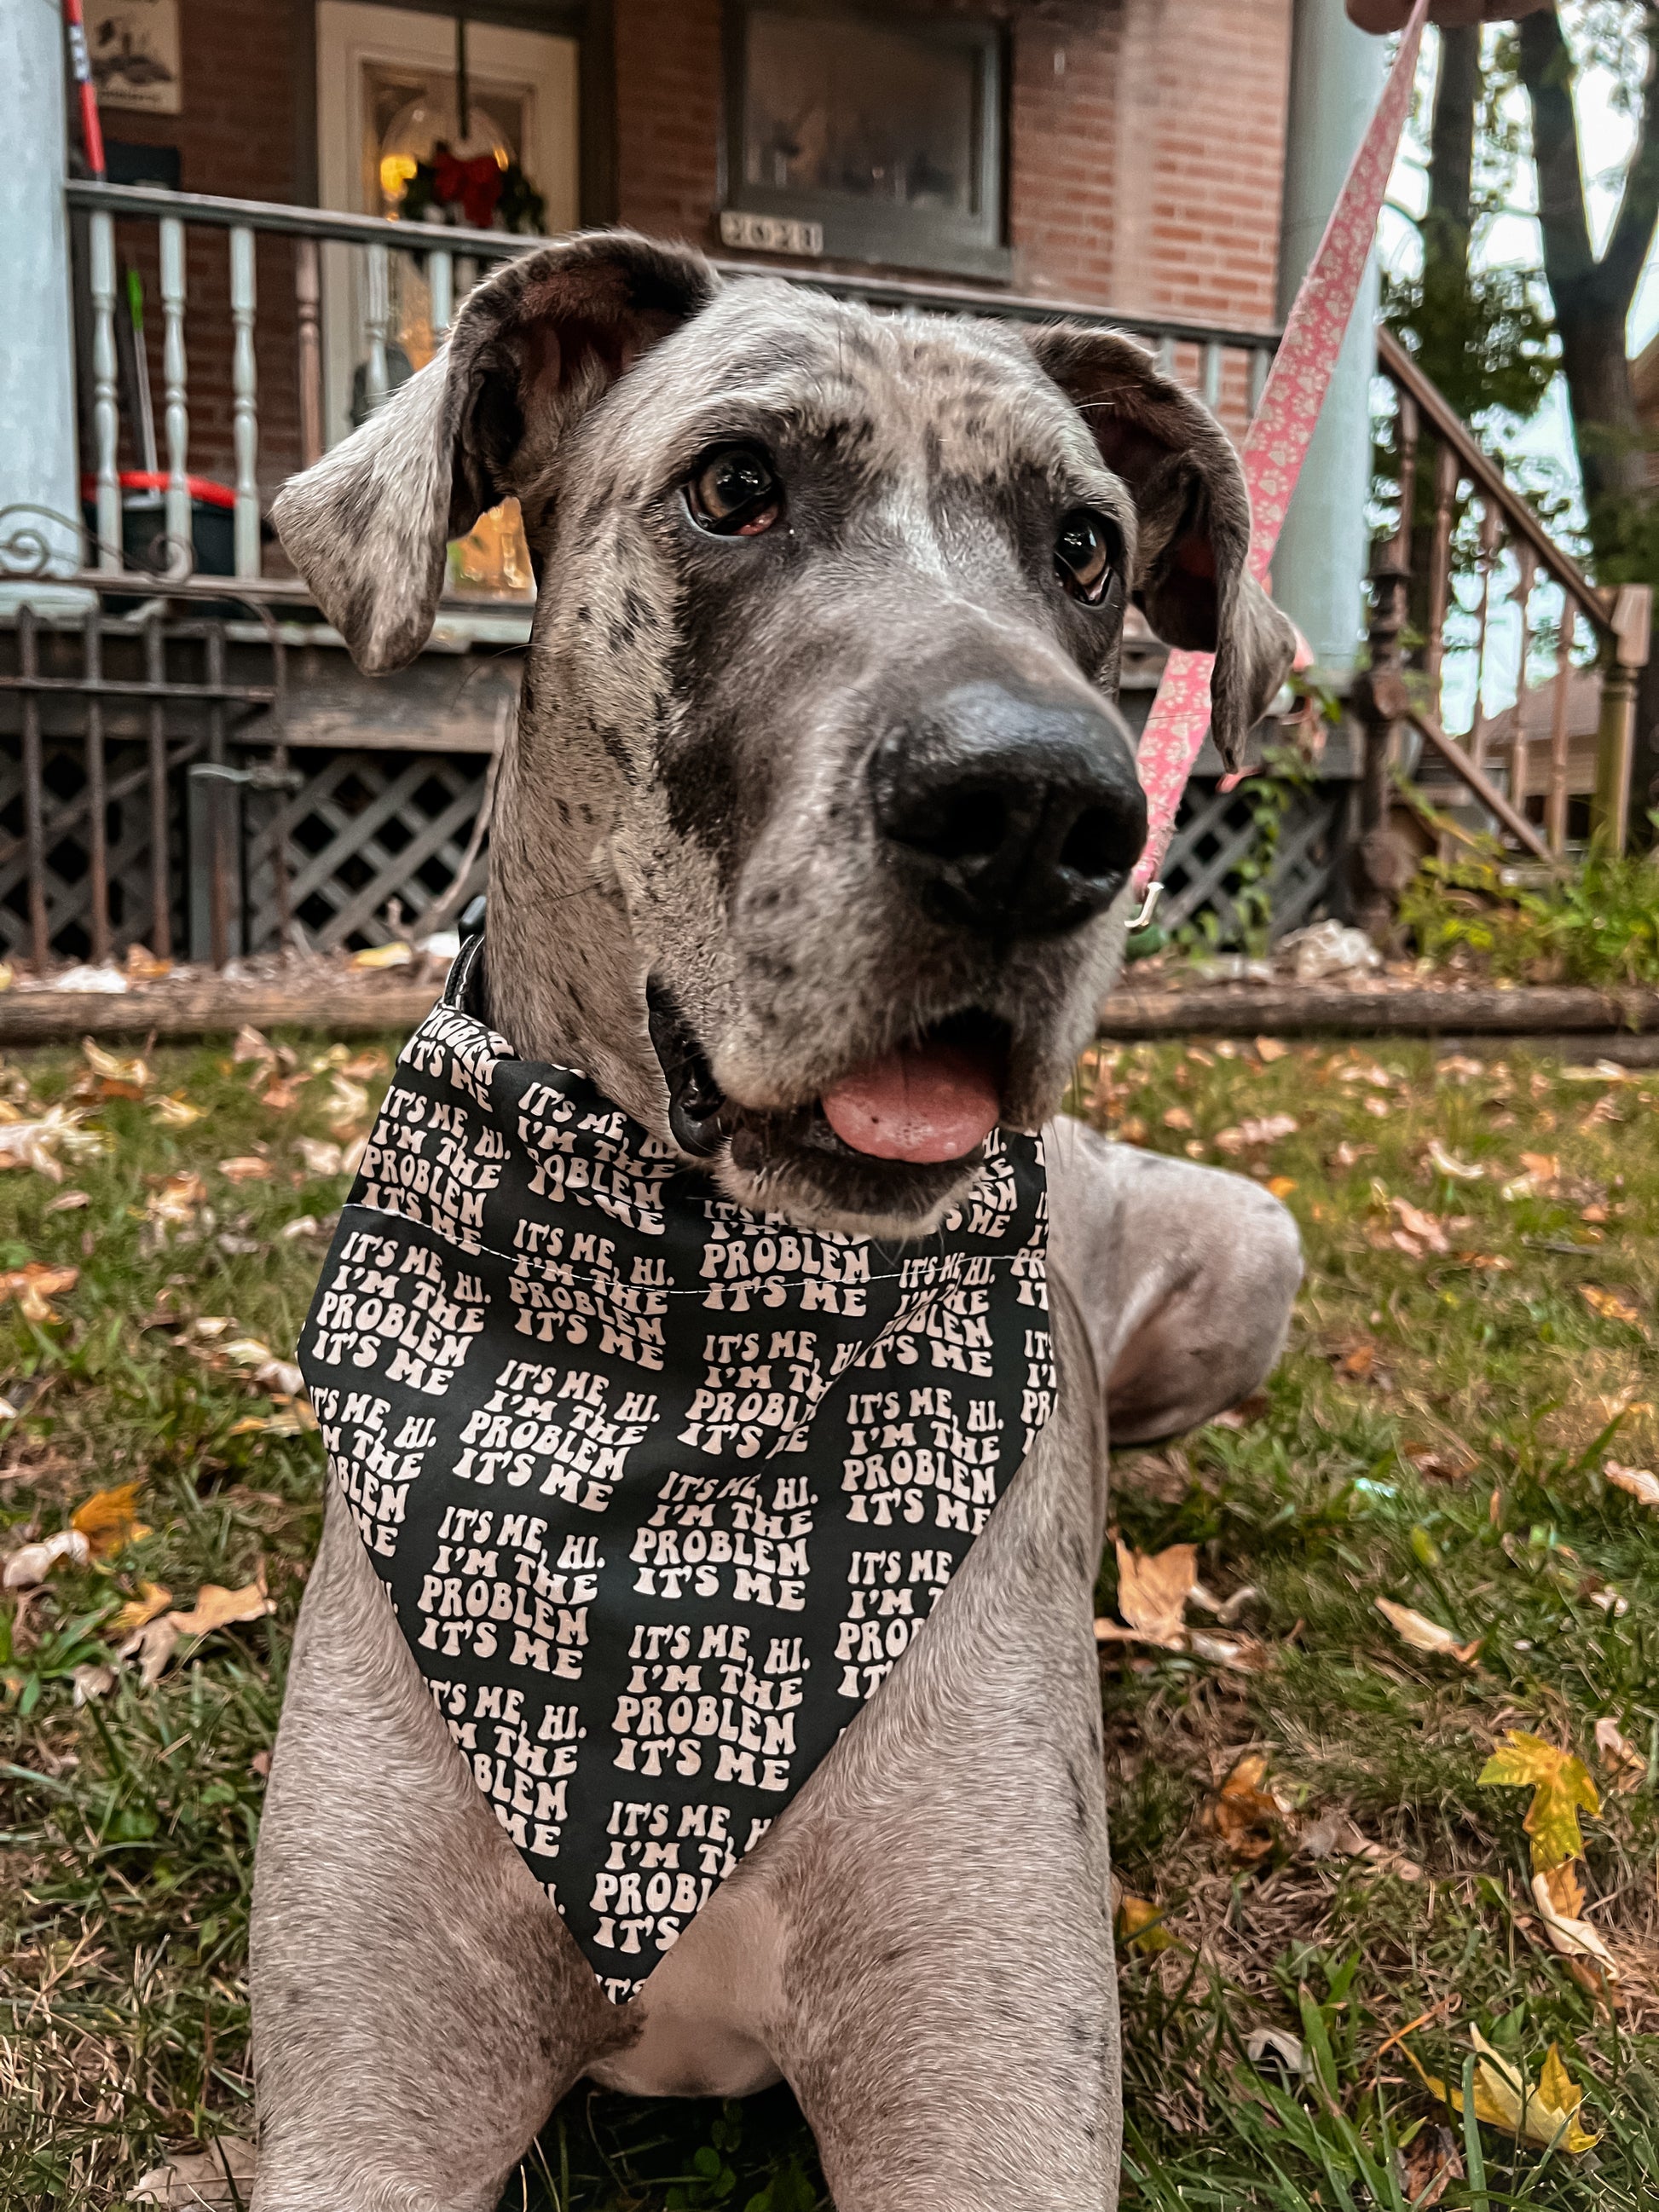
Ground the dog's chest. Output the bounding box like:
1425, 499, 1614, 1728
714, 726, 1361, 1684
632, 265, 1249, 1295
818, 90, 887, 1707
299, 969, 1054, 2002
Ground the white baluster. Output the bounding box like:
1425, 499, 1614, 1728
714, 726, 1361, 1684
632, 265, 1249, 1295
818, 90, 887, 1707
1248, 344, 1270, 422
159, 216, 191, 577
1201, 342, 1223, 412
230, 225, 260, 578
89, 211, 122, 572
364, 242, 390, 412
1157, 333, 1176, 380
456, 254, 477, 309
429, 248, 454, 340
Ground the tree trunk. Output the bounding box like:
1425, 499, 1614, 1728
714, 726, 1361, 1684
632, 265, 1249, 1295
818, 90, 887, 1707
1428, 25, 1480, 242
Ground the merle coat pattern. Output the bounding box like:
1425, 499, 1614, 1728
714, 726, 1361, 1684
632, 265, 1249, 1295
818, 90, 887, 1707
253, 231, 1302, 2212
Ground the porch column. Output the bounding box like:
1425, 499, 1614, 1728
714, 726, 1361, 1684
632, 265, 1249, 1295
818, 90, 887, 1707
1270, 0, 1387, 677
0, 2, 94, 615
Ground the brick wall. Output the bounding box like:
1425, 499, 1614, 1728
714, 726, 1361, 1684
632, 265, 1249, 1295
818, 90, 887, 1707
615, 0, 1291, 330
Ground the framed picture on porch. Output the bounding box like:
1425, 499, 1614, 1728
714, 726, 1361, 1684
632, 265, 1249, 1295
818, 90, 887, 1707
721, 0, 1009, 280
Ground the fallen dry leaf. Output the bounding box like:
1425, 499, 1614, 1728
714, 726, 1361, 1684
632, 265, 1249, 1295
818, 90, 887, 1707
71, 1661, 116, 1706
1376, 1597, 1480, 1666
1297, 1807, 1423, 1880
1604, 1459, 1659, 1510
350, 940, 412, 969
153, 1093, 205, 1127
0, 1261, 79, 1323
44, 1187, 90, 1213
217, 1156, 272, 1184
1594, 1716, 1645, 1793
1206, 1752, 1283, 1864
1188, 1630, 1274, 1672
1095, 1539, 1196, 1650
82, 1037, 151, 1092
124, 943, 171, 981
169, 1574, 275, 1638
131, 2136, 257, 2209
326, 1074, 369, 1132
1267, 1175, 1297, 1199
1245, 2026, 1308, 2076
70, 1480, 148, 1557
258, 1077, 307, 1112
1531, 1868, 1617, 1975
118, 1614, 182, 1686
232, 1025, 275, 1067
111, 1580, 174, 1633
295, 1137, 345, 1177
340, 1048, 389, 1080
1427, 1139, 1483, 1181
1396, 2124, 1463, 2209
1581, 1285, 1645, 1328
145, 1171, 207, 1234
1391, 1198, 1449, 1255
1402, 1441, 1476, 1484
2, 1527, 90, 1589
1255, 1036, 1289, 1063
1161, 1105, 1194, 1131
0, 1105, 104, 1184
1117, 1893, 1175, 1954
1480, 1731, 1600, 1870
1213, 1115, 1298, 1155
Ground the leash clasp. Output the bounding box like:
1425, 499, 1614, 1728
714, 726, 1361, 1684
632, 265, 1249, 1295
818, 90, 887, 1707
1128, 881, 1164, 932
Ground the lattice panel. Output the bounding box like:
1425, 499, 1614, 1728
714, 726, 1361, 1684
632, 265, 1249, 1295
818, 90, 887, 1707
1160, 779, 1342, 944
246, 748, 491, 954
0, 732, 183, 962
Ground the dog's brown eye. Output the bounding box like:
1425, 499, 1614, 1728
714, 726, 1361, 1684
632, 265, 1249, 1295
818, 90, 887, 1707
687, 446, 781, 537
1055, 511, 1117, 604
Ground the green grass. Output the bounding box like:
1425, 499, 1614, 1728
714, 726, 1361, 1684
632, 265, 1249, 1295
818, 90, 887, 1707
3, 1032, 1659, 2207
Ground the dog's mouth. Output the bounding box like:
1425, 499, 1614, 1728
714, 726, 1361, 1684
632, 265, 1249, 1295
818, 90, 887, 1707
647, 979, 1010, 1220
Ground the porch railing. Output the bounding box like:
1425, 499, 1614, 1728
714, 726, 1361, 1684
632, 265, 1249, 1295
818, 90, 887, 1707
1371, 326, 1650, 859
33, 178, 1277, 603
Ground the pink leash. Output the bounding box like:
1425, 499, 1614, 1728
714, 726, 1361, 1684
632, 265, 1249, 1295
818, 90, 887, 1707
1129, 0, 1431, 918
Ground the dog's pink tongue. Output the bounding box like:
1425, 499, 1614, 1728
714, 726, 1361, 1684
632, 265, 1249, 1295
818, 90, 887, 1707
819, 1040, 1001, 1164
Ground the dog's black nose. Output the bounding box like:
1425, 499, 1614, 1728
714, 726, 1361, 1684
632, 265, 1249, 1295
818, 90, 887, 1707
870, 681, 1148, 936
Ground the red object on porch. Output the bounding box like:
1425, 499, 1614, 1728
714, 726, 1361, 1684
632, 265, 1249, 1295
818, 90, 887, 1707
79, 471, 237, 510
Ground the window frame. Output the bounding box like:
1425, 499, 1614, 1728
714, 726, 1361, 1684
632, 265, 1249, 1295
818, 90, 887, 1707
720, 0, 1011, 282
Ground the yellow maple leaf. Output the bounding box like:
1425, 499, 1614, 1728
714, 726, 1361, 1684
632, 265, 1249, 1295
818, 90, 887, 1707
1415, 2032, 1597, 2153
70, 1481, 148, 1558
1478, 1731, 1601, 1870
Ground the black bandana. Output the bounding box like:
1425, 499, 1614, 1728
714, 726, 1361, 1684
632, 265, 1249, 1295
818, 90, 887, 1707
300, 944, 1055, 2001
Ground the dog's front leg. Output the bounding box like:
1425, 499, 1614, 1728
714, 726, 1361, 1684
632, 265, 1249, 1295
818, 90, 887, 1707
250, 1486, 633, 2212
750, 1296, 1118, 2212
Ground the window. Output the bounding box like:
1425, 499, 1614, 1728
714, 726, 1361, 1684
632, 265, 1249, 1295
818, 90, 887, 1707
723, 3, 1009, 281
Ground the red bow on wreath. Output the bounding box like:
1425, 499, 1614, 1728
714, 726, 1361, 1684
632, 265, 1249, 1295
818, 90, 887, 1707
431, 143, 504, 229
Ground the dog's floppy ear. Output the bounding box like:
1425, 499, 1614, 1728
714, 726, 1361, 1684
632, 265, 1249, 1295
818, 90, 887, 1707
1024, 326, 1297, 768
273, 230, 720, 675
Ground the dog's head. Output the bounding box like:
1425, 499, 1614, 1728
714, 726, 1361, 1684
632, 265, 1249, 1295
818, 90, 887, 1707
275, 232, 1293, 1238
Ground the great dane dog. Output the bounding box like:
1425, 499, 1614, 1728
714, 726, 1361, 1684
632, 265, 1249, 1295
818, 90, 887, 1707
254, 231, 1302, 2212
